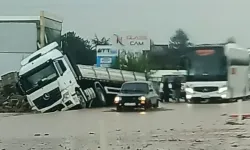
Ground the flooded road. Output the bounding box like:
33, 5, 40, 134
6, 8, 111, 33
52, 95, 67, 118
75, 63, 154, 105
1, 101, 250, 149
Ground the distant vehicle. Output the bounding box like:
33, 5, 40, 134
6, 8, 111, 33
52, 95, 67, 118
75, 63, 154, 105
114, 81, 159, 111
181, 43, 250, 103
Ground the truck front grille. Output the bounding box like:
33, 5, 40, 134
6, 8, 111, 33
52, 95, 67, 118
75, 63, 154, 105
193, 86, 218, 93
33, 87, 62, 109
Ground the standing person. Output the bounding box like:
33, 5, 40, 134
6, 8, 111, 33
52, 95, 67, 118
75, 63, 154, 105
163, 78, 170, 102
172, 77, 181, 103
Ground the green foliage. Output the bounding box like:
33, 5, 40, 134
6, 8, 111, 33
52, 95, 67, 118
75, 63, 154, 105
61, 28, 193, 72
110, 56, 120, 69
61, 31, 95, 65
110, 52, 148, 72
121, 52, 148, 72
226, 37, 236, 44
91, 34, 110, 47
169, 29, 192, 50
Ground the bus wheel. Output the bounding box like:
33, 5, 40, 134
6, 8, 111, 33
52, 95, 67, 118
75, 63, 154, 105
188, 98, 197, 104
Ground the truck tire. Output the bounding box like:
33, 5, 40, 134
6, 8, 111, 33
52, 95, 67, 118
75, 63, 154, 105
95, 87, 106, 107
76, 90, 86, 109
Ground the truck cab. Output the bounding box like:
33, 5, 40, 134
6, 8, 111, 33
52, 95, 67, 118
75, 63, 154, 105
17, 42, 85, 113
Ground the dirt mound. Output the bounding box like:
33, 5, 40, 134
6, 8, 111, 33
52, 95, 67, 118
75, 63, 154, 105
0, 94, 31, 113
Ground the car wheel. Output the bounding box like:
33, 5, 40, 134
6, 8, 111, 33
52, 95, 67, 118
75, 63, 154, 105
116, 106, 122, 112
144, 101, 152, 110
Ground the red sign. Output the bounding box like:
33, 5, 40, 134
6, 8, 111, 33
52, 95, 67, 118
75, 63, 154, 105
196, 50, 215, 56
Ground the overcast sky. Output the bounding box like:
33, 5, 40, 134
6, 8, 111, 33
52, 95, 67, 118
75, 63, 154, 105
0, 0, 250, 46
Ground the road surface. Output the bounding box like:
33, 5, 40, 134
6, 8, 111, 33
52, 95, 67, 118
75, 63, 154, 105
0, 101, 250, 150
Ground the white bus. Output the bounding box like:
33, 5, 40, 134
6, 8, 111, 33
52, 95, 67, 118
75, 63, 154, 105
182, 43, 250, 103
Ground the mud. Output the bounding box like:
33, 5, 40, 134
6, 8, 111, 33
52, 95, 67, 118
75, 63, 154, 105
0, 102, 250, 150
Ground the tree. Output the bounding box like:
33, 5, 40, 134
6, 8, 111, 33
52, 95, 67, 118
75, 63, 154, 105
117, 52, 148, 72
110, 56, 120, 69
91, 34, 110, 48
169, 29, 192, 49
61, 31, 96, 65
226, 37, 236, 44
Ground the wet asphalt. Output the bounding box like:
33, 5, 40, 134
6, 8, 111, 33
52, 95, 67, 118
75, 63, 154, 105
1, 101, 250, 150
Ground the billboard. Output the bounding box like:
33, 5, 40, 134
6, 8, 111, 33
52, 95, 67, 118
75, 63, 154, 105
96, 45, 118, 67
111, 31, 150, 52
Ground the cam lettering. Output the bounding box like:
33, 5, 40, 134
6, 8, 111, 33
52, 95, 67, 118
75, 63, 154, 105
130, 41, 144, 46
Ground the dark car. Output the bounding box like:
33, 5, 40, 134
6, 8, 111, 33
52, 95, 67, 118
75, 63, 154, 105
114, 81, 160, 111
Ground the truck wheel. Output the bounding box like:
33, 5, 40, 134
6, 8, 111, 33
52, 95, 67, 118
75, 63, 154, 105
76, 90, 86, 109
95, 87, 106, 107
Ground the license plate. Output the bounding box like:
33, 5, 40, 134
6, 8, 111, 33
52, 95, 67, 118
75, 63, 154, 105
201, 95, 210, 98
124, 103, 136, 106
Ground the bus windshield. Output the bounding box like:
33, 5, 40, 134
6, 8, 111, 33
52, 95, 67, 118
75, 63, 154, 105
185, 47, 227, 81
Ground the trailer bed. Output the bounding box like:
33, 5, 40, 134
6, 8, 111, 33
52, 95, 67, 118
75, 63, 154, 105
77, 65, 146, 83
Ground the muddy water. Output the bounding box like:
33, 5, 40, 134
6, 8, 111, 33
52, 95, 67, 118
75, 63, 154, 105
0, 102, 250, 149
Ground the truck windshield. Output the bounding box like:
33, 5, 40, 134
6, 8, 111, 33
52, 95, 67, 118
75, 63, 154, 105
19, 61, 58, 94
121, 83, 149, 93
185, 47, 227, 81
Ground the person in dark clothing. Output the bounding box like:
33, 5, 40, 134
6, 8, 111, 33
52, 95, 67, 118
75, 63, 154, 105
163, 78, 170, 102
172, 77, 181, 103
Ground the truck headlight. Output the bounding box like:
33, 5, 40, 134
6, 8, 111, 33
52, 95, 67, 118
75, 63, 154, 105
218, 87, 227, 93
63, 92, 70, 99
185, 88, 194, 93
114, 96, 121, 103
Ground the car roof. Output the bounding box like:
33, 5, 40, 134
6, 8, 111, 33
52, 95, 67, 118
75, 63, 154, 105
123, 81, 151, 84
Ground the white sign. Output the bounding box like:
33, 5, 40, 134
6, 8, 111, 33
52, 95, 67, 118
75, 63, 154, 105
100, 64, 111, 68
111, 31, 151, 52
96, 45, 118, 57
100, 57, 112, 63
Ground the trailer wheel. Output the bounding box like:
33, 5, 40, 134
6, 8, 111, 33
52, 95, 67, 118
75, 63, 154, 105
95, 87, 106, 107
93, 82, 107, 107
76, 90, 86, 109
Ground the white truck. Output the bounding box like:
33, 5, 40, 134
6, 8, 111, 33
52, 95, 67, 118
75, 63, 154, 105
0, 11, 62, 78
182, 43, 250, 103
16, 42, 147, 113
